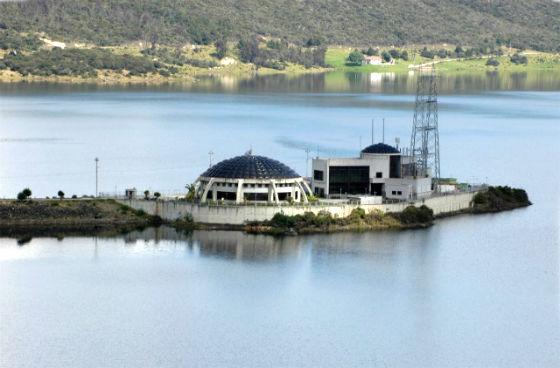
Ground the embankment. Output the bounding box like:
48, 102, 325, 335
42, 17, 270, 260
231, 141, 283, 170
0, 199, 161, 237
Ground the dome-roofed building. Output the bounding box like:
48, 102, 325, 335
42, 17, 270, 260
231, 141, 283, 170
195, 152, 312, 204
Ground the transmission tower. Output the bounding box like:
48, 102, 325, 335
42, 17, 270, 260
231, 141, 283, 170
410, 65, 440, 188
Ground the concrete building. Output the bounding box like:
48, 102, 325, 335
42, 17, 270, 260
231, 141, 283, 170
194, 153, 312, 204
311, 143, 432, 200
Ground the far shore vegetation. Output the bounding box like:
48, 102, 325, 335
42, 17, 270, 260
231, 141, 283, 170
1, 27, 559, 84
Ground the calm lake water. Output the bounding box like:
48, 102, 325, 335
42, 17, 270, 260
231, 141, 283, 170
0, 71, 559, 367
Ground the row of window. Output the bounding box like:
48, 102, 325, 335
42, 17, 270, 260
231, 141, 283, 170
391, 190, 403, 195
314, 169, 384, 180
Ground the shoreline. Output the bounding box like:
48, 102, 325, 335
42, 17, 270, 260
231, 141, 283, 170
0, 187, 531, 238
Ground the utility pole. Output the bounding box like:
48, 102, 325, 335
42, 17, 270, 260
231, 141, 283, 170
94, 157, 99, 197
208, 150, 214, 168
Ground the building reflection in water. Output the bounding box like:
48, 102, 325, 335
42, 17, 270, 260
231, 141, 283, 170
121, 227, 304, 261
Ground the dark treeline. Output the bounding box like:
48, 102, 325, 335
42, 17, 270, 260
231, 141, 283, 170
238, 39, 326, 69
0, 0, 558, 51
0, 48, 173, 77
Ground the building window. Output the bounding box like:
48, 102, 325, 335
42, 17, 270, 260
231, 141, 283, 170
328, 166, 370, 196
392, 191, 396, 195
314, 170, 324, 181
397, 191, 402, 195
376, 172, 383, 178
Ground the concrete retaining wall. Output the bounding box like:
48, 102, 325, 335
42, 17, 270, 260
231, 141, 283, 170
118, 192, 475, 225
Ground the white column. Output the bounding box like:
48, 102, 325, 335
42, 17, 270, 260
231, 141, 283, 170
236, 179, 244, 204
296, 180, 309, 203
201, 178, 215, 203
270, 180, 279, 204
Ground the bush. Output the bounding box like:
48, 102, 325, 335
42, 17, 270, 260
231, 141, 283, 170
389, 49, 401, 59
346, 50, 364, 65
437, 49, 448, 58
510, 53, 528, 65
364, 47, 378, 56
396, 205, 434, 225
214, 38, 227, 59
381, 51, 392, 62
420, 47, 435, 59
269, 213, 296, 229
486, 58, 500, 66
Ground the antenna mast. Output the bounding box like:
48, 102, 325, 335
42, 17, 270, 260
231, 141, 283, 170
410, 64, 440, 187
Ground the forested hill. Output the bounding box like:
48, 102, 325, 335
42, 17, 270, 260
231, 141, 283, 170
1, 0, 559, 51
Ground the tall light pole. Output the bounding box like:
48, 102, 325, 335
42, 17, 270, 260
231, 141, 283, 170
95, 157, 99, 197
305, 147, 310, 178
208, 151, 214, 168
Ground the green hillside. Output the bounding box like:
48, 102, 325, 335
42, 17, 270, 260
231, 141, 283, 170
0, 0, 559, 51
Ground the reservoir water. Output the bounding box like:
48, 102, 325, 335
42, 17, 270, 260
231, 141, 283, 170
0, 71, 559, 367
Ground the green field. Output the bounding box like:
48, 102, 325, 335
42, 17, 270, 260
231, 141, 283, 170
325, 47, 560, 74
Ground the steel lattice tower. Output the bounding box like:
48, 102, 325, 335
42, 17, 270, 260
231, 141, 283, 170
410, 65, 440, 187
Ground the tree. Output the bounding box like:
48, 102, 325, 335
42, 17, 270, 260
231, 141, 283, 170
437, 49, 448, 58
510, 53, 528, 65
486, 58, 500, 66
401, 50, 409, 61
346, 50, 364, 66
304, 37, 322, 47
144, 190, 150, 199
22, 188, 32, 198
237, 38, 259, 63
214, 38, 227, 59
154, 192, 161, 199
389, 49, 401, 59
421, 47, 435, 59
58, 190, 65, 199
381, 51, 392, 63
17, 192, 27, 201
185, 184, 196, 202
364, 47, 378, 56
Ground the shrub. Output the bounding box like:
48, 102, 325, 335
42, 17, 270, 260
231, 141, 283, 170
381, 51, 392, 62
269, 213, 296, 228
420, 47, 435, 59
364, 47, 378, 56
389, 49, 401, 59
346, 50, 364, 65
486, 58, 500, 66
510, 53, 528, 65
396, 205, 434, 224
